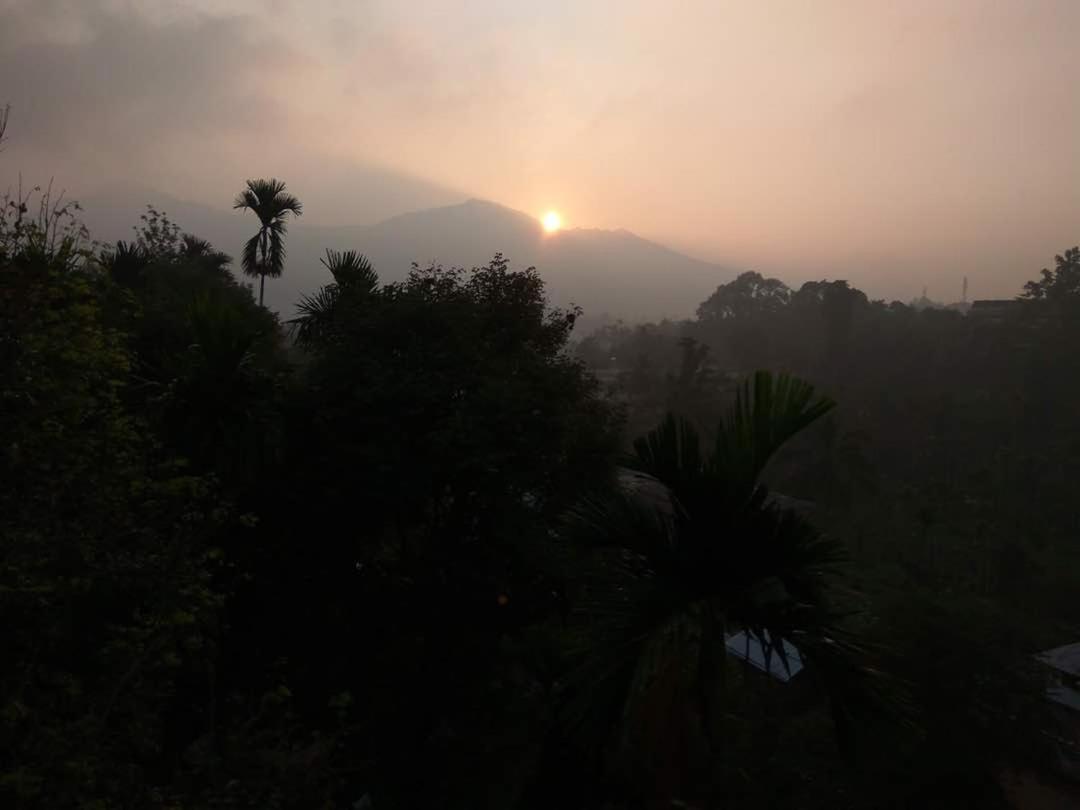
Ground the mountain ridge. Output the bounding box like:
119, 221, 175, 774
78, 192, 733, 327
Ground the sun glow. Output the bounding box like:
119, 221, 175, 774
542, 210, 562, 233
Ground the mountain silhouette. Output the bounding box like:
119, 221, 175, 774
79, 193, 731, 328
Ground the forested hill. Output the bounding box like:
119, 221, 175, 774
79, 192, 730, 328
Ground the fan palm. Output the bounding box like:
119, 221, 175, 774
101, 240, 150, 288
179, 233, 232, 277
561, 371, 883, 788
233, 178, 302, 306
290, 249, 378, 349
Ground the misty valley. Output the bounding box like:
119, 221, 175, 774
3, 2, 1080, 807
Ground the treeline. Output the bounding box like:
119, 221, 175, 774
578, 262, 1080, 572
1, 159, 1076, 809
578, 260, 1080, 803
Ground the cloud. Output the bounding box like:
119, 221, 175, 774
0, 1, 304, 156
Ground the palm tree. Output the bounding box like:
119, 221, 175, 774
290, 249, 378, 348
233, 178, 303, 306
179, 233, 232, 277
560, 371, 884, 799
101, 240, 151, 288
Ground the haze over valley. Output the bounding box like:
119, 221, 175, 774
4, 0, 1079, 306
4, 2, 1080, 808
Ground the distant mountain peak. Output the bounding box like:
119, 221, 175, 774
76, 188, 734, 327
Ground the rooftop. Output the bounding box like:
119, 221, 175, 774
725, 629, 804, 682
1039, 642, 1080, 677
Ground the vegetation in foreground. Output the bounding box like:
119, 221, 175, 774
2, 158, 1078, 806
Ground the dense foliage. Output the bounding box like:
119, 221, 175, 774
2, 156, 1077, 807
579, 263, 1080, 806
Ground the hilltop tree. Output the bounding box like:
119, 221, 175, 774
697, 271, 791, 322
233, 178, 303, 306
792, 279, 869, 363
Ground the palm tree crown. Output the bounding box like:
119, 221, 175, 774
179, 233, 232, 276
233, 178, 302, 306
290, 249, 378, 349
561, 372, 884, 794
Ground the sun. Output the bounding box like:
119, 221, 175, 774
541, 210, 562, 233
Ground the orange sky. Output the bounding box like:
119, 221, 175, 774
2, 0, 1078, 301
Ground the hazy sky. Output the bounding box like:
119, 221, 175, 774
2, 0, 1078, 300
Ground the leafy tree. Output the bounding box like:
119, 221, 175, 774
102, 209, 286, 492
0, 202, 228, 809
573, 243, 1080, 804
1021, 246, 1080, 303
241, 254, 622, 808
661, 336, 731, 429
233, 178, 303, 307
133, 204, 182, 259
0, 181, 91, 271
697, 270, 791, 322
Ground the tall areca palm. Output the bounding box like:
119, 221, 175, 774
561, 371, 884, 797
233, 178, 303, 306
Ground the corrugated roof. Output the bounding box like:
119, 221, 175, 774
1038, 642, 1080, 677
725, 630, 804, 682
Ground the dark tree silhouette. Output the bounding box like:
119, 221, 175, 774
1022, 246, 1080, 303
179, 233, 232, 276
697, 270, 791, 322
560, 373, 880, 805
233, 178, 303, 306
291, 249, 378, 348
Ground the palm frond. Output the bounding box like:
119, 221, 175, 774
712, 371, 834, 495
289, 284, 340, 348
629, 413, 707, 507
557, 370, 882, 758
274, 192, 303, 218
557, 551, 691, 743
240, 233, 261, 278
234, 179, 302, 223
265, 219, 287, 278
232, 187, 260, 211
179, 234, 214, 257
180, 233, 231, 273
102, 240, 150, 287
321, 248, 378, 291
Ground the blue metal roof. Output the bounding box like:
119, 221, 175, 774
724, 630, 804, 682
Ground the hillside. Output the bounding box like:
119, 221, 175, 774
79, 194, 732, 326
